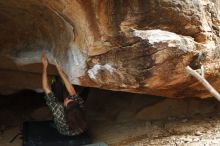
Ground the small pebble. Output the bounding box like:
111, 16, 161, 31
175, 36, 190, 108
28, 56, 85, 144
193, 137, 200, 141
180, 137, 192, 143
211, 138, 220, 144
195, 131, 203, 136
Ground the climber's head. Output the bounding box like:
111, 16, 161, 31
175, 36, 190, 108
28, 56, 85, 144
64, 100, 87, 134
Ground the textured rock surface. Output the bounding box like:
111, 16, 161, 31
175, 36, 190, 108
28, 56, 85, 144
0, 0, 220, 98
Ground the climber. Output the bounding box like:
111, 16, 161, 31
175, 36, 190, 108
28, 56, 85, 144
41, 51, 88, 136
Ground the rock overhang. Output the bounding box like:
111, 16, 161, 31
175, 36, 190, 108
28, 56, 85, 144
0, 0, 220, 98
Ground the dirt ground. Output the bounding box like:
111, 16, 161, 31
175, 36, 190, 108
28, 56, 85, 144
1, 89, 220, 146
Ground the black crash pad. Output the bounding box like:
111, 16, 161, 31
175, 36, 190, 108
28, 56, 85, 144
22, 120, 91, 146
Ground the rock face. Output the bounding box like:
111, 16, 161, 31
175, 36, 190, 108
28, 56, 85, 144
0, 0, 220, 98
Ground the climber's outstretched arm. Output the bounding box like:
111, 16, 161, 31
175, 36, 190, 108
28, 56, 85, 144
42, 52, 51, 94
55, 61, 76, 96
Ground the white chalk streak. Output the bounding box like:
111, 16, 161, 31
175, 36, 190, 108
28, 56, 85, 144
87, 64, 115, 79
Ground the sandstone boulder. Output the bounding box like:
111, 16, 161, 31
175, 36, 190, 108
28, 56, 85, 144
0, 0, 220, 98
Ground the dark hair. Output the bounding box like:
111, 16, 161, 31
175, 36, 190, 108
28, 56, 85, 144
64, 101, 87, 132
51, 76, 90, 102
73, 85, 90, 101
51, 76, 69, 102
